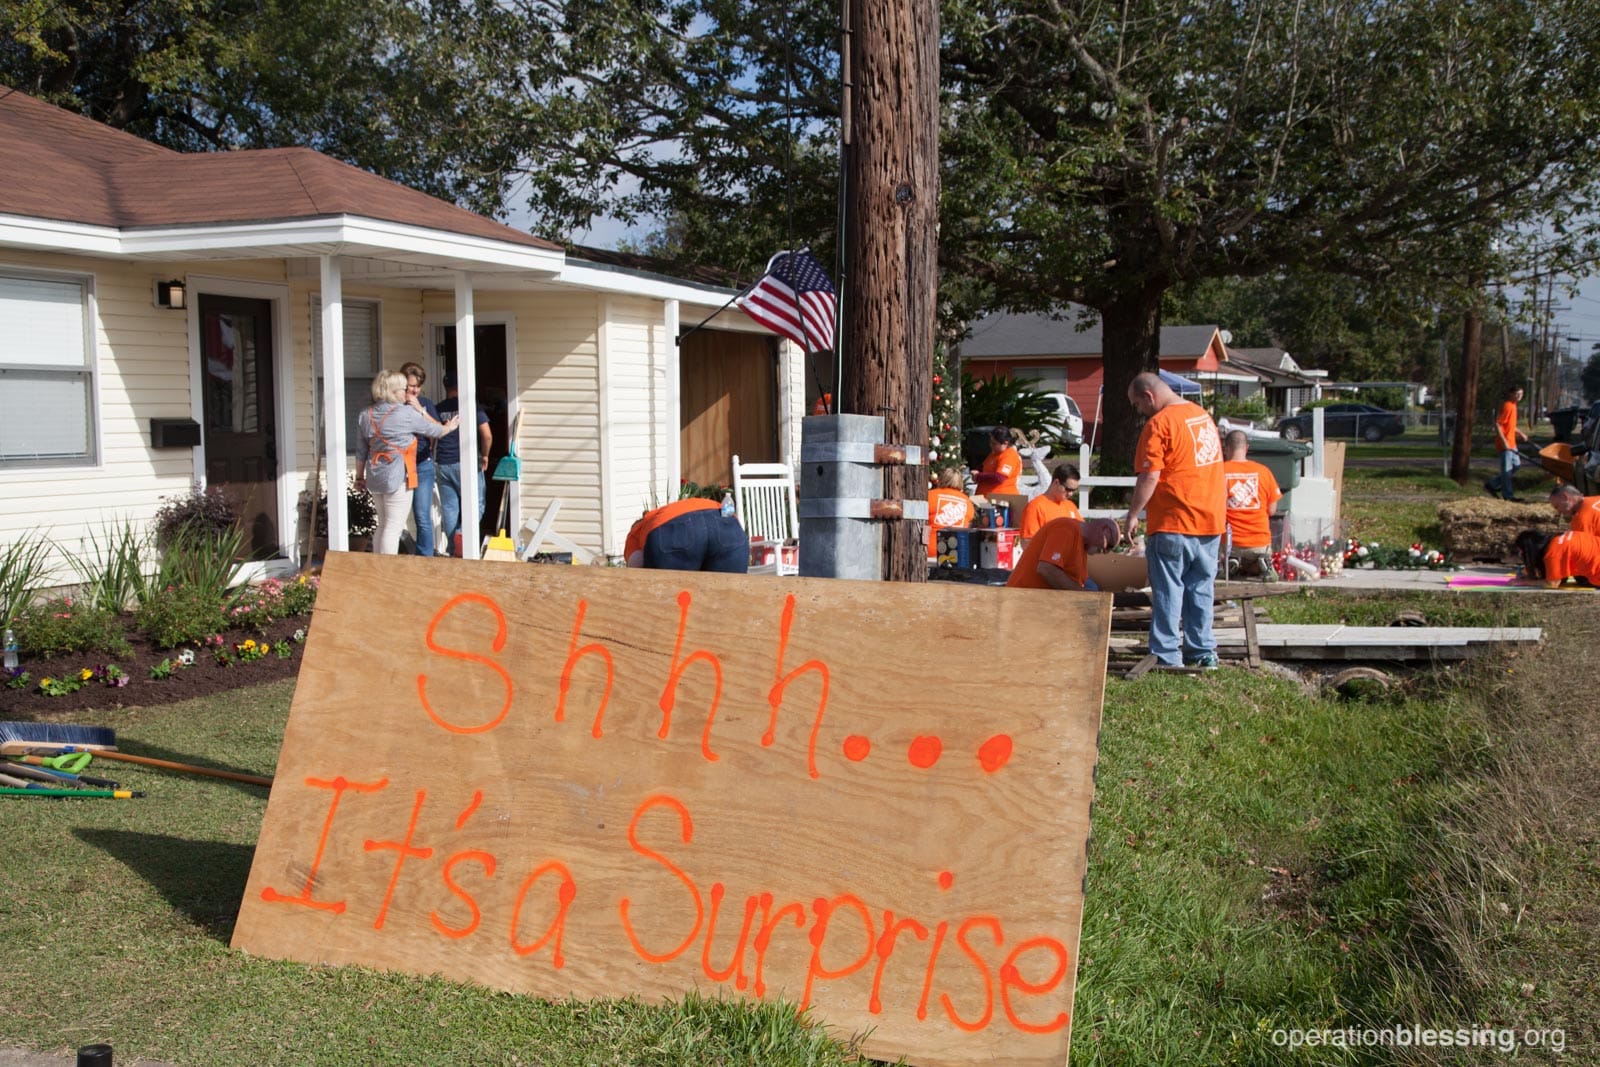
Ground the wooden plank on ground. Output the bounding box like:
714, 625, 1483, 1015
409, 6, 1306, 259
233, 553, 1113, 1067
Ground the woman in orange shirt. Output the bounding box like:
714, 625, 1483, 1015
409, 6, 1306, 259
1515, 528, 1600, 586
926, 467, 976, 558
974, 426, 1023, 498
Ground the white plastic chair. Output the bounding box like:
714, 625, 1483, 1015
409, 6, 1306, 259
731, 455, 799, 575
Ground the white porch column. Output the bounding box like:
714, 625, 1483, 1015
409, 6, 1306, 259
320, 255, 349, 551
455, 272, 480, 559
665, 299, 681, 493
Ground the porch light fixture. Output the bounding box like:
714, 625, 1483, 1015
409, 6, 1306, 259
155, 278, 186, 309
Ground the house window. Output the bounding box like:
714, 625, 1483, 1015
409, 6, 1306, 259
1014, 368, 1068, 395
0, 272, 96, 467
311, 298, 381, 454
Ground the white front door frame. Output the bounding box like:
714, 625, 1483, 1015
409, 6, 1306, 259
423, 309, 517, 554
184, 272, 297, 565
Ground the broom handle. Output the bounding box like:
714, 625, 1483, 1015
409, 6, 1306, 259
89, 750, 273, 787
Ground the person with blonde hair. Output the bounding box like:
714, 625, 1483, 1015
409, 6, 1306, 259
356, 370, 459, 554
926, 466, 976, 559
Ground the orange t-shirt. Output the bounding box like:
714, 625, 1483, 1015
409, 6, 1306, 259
926, 487, 976, 557
1006, 518, 1089, 589
979, 447, 1023, 497
1020, 494, 1081, 538
1134, 400, 1226, 536
1495, 400, 1519, 451
1222, 459, 1282, 549
625, 498, 723, 559
1568, 496, 1600, 536
1543, 530, 1600, 583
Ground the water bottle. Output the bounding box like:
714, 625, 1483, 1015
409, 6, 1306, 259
720, 491, 735, 518
2, 627, 16, 671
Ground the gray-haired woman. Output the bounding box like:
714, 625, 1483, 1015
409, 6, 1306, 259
356, 369, 459, 554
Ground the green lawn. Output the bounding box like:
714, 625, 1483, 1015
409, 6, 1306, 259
0, 656, 1504, 1065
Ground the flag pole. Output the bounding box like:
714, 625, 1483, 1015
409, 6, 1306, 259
675, 277, 763, 346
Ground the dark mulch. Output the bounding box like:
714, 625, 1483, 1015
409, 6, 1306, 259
0, 615, 308, 719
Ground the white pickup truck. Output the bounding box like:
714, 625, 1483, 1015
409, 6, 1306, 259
1041, 392, 1085, 445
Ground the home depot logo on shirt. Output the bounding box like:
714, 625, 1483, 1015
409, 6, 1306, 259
1227, 472, 1262, 510
933, 496, 971, 527
1189, 415, 1222, 466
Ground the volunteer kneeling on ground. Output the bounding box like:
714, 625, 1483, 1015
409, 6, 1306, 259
1006, 517, 1121, 591
625, 499, 750, 573
1514, 528, 1600, 587
1222, 430, 1282, 580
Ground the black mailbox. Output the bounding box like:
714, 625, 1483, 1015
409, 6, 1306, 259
150, 417, 203, 449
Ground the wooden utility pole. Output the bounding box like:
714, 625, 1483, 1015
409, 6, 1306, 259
841, 0, 939, 582
1449, 285, 1483, 484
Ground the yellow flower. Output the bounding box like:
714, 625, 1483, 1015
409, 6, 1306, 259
242, 639, 256, 650
41, 677, 54, 687
261, 643, 271, 654
79, 668, 94, 681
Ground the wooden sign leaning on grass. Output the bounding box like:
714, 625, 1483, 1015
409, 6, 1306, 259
233, 553, 1112, 1067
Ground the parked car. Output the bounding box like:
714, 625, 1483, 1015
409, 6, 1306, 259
1277, 403, 1405, 442
1041, 392, 1085, 445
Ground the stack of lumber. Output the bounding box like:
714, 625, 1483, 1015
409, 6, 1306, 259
1437, 498, 1564, 562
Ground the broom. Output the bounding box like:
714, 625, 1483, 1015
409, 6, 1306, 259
0, 722, 273, 787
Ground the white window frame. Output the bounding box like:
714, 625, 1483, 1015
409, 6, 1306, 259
312, 296, 383, 455
0, 267, 99, 470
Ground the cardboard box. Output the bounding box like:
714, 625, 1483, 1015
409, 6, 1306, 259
1087, 552, 1148, 592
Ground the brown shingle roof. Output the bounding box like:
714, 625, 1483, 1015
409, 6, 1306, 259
0, 86, 559, 252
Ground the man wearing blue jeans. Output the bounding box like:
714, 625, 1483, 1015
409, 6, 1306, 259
1123, 372, 1227, 669
433, 373, 493, 556
401, 362, 441, 556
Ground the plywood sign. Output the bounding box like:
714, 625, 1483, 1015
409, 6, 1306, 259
233, 553, 1111, 1067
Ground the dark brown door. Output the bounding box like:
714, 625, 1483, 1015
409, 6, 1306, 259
680, 330, 779, 488
200, 295, 278, 557
440, 324, 510, 540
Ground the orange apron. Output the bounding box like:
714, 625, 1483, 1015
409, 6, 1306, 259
367, 406, 419, 490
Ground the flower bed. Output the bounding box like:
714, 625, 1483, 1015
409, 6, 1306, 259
1, 570, 319, 717
1, 614, 309, 715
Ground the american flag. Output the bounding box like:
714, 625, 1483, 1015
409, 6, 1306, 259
736, 249, 837, 352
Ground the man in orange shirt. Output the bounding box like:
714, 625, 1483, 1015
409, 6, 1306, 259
1019, 464, 1082, 545
1124, 371, 1227, 668
1486, 386, 1528, 500
624, 498, 748, 572
926, 467, 976, 558
1221, 431, 1282, 580
1548, 484, 1600, 535
973, 426, 1023, 498
1007, 517, 1121, 590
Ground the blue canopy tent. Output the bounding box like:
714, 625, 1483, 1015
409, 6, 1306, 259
1159, 369, 1203, 395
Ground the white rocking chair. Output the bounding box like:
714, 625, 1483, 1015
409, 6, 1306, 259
731, 455, 799, 576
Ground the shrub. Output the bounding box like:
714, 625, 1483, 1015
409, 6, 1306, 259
17, 596, 131, 657
153, 485, 238, 548
65, 516, 149, 613
1, 530, 53, 632
223, 574, 318, 631
136, 585, 225, 649
311, 486, 378, 539
157, 525, 246, 610
278, 574, 318, 616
